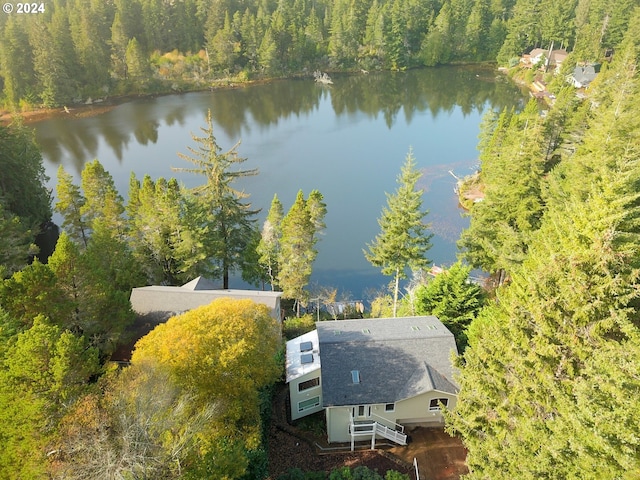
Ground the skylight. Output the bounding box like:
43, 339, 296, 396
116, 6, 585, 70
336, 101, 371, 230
300, 341, 313, 352
301, 353, 314, 364
351, 370, 360, 384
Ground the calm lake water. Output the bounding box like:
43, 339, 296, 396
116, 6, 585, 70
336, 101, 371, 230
33, 66, 526, 300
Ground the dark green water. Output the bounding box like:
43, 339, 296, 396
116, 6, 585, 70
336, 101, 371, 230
33, 66, 527, 298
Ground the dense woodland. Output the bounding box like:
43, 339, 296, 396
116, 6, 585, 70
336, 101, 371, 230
1, 0, 640, 478
0, 0, 636, 108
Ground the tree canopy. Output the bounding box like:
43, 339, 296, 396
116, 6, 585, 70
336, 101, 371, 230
450, 11, 640, 477
277, 190, 327, 316
0, 122, 52, 274
3, 0, 638, 108
129, 297, 281, 476
414, 261, 485, 351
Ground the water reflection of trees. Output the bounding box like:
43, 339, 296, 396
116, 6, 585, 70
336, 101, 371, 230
36, 67, 526, 167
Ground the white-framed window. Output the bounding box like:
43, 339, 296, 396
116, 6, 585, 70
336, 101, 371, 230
385, 403, 395, 412
298, 377, 320, 392
298, 396, 320, 412
429, 398, 449, 411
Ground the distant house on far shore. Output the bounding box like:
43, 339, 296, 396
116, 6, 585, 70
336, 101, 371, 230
129, 277, 283, 323
568, 64, 600, 88
521, 47, 568, 73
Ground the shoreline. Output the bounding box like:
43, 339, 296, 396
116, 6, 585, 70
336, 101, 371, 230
0, 77, 282, 126
0, 64, 498, 126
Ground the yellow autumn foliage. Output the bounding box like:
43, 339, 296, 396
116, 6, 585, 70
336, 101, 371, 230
131, 297, 280, 424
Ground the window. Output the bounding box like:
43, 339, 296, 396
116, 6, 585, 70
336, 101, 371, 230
298, 396, 320, 412
429, 398, 449, 411
385, 403, 395, 412
355, 405, 371, 417
298, 377, 320, 392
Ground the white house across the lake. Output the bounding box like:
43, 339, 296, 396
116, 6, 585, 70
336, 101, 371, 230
285, 316, 459, 450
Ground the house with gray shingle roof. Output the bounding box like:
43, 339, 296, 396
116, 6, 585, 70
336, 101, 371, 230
130, 276, 283, 323
568, 64, 600, 88
285, 316, 459, 449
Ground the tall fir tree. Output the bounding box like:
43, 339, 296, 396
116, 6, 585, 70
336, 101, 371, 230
364, 148, 432, 317
174, 110, 259, 288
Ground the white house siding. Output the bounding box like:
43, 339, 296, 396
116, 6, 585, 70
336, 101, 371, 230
395, 391, 457, 427
326, 406, 353, 443
325, 392, 457, 443
290, 370, 323, 421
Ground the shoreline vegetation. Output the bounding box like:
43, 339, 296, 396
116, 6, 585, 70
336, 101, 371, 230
0, 63, 495, 126
0, 75, 282, 125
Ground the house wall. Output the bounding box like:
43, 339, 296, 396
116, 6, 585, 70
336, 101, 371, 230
325, 391, 457, 443
326, 406, 353, 443
289, 370, 323, 421
395, 391, 457, 427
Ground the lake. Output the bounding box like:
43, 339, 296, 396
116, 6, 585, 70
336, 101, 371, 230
33, 66, 527, 300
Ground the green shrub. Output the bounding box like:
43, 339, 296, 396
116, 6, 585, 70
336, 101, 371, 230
278, 467, 306, 480
283, 314, 316, 340
385, 471, 409, 480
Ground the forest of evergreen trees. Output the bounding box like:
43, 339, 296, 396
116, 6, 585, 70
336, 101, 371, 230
450, 8, 640, 478
0, 0, 636, 108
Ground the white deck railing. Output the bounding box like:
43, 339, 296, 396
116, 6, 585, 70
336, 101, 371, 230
348, 413, 408, 450
374, 422, 407, 445
371, 412, 405, 433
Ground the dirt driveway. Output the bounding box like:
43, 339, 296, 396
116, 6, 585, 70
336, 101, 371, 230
390, 427, 469, 480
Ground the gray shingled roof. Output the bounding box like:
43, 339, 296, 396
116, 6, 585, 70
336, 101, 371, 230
129, 278, 282, 323
317, 317, 458, 407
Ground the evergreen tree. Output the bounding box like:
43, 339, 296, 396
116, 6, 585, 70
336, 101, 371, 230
28, 19, 76, 107
0, 260, 74, 329
414, 261, 485, 350
125, 37, 151, 90
174, 110, 259, 288
55, 165, 89, 248
0, 123, 52, 229
80, 160, 126, 240
0, 18, 36, 107
449, 19, 640, 477
208, 12, 241, 71
278, 190, 326, 317
459, 101, 547, 278
257, 194, 284, 291
421, 2, 453, 66
0, 316, 100, 479
67, 0, 112, 97
364, 149, 432, 317
49, 231, 136, 355
127, 174, 207, 285
0, 204, 38, 277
